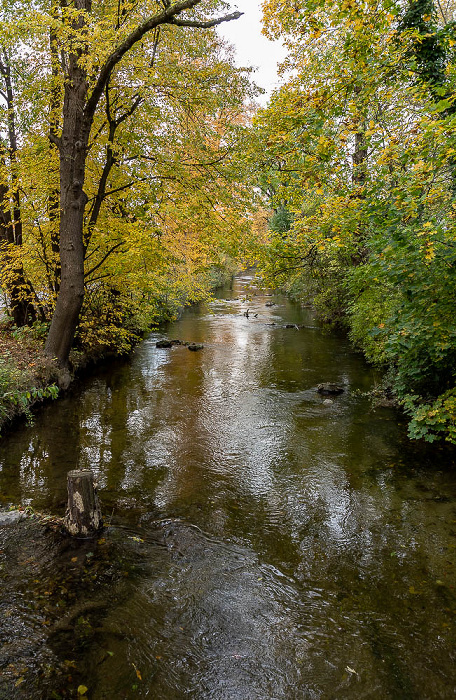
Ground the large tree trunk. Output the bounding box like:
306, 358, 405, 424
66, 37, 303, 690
43, 0, 241, 367
44, 4, 92, 366
43, 136, 89, 364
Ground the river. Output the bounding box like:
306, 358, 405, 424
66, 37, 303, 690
0, 272, 455, 699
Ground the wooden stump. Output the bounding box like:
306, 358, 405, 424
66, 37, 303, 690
63, 470, 103, 537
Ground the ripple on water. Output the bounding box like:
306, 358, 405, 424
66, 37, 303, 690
0, 273, 455, 699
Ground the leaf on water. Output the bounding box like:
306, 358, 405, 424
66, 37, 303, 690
77, 685, 88, 696
106, 651, 114, 657
132, 663, 142, 681
346, 666, 358, 676
71, 557, 78, 563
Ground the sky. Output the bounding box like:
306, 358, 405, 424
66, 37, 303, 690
217, 1, 286, 103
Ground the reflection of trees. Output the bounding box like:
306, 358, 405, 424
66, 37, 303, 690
0, 396, 83, 509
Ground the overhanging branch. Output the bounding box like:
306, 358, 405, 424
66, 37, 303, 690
85, 1, 242, 121
169, 11, 243, 28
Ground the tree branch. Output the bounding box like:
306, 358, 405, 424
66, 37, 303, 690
84, 241, 124, 278
85, 1, 242, 121
169, 12, 242, 28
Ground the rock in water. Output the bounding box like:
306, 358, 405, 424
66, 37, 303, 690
188, 343, 204, 352
317, 383, 344, 395
0, 510, 24, 526
156, 340, 173, 348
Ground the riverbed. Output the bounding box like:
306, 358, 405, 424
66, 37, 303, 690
0, 272, 455, 699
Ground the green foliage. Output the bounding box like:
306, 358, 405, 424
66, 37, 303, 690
11, 320, 49, 341
397, 0, 452, 95
404, 389, 456, 442
0, 354, 59, 428
253, 0, 456, 444
268, 205, 293, 233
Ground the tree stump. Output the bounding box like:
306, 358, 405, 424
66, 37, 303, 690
63, 470, 103, 537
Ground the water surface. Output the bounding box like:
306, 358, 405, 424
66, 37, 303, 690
0, 273, 455, 699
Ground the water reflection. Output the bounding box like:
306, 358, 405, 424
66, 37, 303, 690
0, 273, 455, 699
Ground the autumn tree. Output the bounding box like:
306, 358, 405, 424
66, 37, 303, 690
31, 0, 242, 367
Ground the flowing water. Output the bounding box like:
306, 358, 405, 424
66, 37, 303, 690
0, 272, 455, 699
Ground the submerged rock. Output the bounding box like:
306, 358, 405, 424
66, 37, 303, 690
188, 343, 204, 352
323, 398, 334, 406
0, 510, 24, 526
317, 383, 345, 395
265, 302, 275, 307
156, 340, 173, 348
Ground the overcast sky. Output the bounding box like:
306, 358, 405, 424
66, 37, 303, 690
217, 1, 286, 103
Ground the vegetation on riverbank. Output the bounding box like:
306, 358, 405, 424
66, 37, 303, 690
252, 0, 456, 445
0, 320, 59, 432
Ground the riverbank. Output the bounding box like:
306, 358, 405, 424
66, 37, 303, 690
0, 265, 238, 435
0, 321, 60, 434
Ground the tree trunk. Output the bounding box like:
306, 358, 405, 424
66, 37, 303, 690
63, 469, 103, 537
44, 13, 92, 366
43, 0, 241, 367
0, 177, 38, 326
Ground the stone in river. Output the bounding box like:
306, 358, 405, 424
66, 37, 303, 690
0, 510, 24, 526
188, 343, 204, 351
317, 383, 344, 395
156, 340, 173, 348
